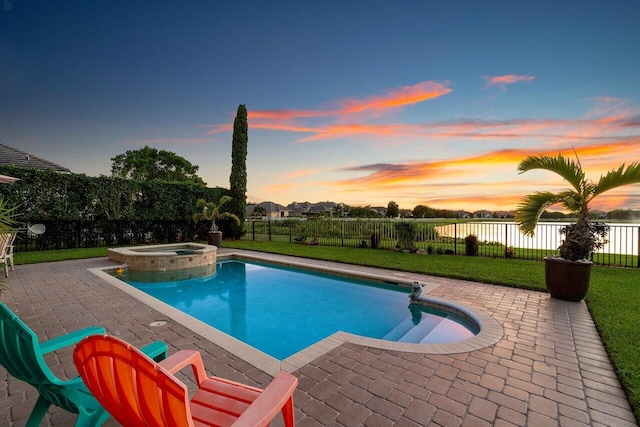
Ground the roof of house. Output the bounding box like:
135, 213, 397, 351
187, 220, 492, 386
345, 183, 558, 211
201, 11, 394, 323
256, 201, 287, 212
0, 143, 71, 172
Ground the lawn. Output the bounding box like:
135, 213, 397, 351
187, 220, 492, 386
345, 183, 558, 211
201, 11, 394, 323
12, 242, 640, 423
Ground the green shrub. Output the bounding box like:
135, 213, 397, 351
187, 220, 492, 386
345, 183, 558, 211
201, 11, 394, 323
464, 234, 479, 256
395, 221, 418, 252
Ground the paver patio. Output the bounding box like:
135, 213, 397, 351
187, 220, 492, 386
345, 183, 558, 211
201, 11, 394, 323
0, 251, 637, 426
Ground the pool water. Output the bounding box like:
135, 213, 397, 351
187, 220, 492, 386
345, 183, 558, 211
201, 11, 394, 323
114, 260, 479, 360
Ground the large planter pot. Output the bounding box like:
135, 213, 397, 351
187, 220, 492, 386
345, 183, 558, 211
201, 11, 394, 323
544, 256, 592, 301
207, 231, 222, 247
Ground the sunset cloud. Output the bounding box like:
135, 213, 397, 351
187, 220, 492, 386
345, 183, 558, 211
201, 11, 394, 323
203, 81, 452, 137
284, 115, 640, 144
483, 74, 535, 91
334, 140, 640, 190
203, 84, 640, 211
337, 81, 452, 114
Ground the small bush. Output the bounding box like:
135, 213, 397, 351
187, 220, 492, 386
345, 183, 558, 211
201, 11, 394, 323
395, 222, 418, 252
464, 234, 479, 256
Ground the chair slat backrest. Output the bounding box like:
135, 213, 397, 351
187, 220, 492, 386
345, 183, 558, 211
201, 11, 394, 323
0, 302, 52, 385
74, 334, 192, 427
0, 233, 11, 261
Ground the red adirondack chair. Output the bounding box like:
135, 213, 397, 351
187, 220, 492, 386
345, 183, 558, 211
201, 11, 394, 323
73, 334, 298, 426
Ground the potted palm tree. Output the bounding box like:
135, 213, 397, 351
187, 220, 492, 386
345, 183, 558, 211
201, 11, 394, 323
515, 153, 640, 301
192, 196, 241, 247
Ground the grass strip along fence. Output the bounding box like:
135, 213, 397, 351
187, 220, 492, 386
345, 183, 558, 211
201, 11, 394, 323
243, 218, 640, 268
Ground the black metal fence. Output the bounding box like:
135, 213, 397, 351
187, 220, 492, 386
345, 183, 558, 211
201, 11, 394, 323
14, 219, 211, 252
243, 219, 640, 268
14, 218, 640, 268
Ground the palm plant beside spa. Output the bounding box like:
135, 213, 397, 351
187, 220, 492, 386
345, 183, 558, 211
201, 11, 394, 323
192, 195, 241, 247
515, 153, 640, 301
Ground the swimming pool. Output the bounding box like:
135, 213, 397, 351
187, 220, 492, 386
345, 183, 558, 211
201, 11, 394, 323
111, 259, 479, 360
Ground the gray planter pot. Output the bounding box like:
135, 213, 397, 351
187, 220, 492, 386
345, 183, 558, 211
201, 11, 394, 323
207, 231, 222, 247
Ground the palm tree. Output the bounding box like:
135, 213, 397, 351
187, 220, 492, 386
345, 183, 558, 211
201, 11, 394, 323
515, 153, 640, 261
192, 196, 241, 234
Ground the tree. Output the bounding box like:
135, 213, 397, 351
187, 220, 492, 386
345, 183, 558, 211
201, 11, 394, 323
515, 153, 640, 260
227, 104, 248, 238
111, 146, 205, 185
347, 206, 381, 218
412, 205, 435, 218
385, 201, 399, 218
333, 203, 348, 217
252, 205, 266, 217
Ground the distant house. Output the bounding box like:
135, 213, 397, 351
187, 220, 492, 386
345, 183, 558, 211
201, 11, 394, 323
474, 210, 493, 219
456, 210, 472, 219
286, 201, 336, 217
493, 211, 515, 219
286, 202, 312, 217
247, 201, 289, 218
306, 201, 335, 216
371, 206, 387, 216
0, 143, 71, 172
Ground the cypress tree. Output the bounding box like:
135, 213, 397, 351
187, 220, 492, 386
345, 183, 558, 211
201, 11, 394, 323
227, 104, 248, 238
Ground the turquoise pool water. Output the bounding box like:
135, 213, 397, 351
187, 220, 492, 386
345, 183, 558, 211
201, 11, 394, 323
113, 260, 479, 360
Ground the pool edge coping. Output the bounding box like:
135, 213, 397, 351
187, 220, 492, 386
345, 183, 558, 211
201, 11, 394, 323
89, 250, 504, 377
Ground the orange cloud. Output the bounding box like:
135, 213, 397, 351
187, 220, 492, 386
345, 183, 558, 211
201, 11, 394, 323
203, 81, 452, 137
334, 140, 640, 189
483, 74, 535, 91
239, 113, 639, 145
338, 81, 452, 114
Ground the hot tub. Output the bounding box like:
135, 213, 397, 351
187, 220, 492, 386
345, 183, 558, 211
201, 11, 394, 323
108, 243, 217, 272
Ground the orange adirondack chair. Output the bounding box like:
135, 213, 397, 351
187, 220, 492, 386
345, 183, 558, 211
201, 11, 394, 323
73, 334, 298, 427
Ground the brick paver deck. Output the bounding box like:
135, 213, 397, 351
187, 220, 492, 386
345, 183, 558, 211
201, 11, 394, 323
0, 252, 636, 426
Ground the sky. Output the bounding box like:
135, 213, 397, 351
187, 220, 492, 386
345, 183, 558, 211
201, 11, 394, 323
1, 1, 640, 212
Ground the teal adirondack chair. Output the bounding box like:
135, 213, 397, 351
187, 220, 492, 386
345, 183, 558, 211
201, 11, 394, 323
0, 302, 168, 426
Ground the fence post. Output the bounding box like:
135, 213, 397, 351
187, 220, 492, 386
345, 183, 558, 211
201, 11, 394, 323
268, 219, 272, 241
341, 220, 344, 246
505, 223, 509, 257
252, 220, 255, 241
637, 226, 640, 268
454, 223, 457, 255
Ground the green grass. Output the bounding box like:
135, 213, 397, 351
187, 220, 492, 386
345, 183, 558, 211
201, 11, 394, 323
14, 247, 109, 264
10, 241, 640, 423
223, 240, 640, 423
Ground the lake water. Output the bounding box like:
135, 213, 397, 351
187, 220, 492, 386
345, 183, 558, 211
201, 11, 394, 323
435, 222, 640, 256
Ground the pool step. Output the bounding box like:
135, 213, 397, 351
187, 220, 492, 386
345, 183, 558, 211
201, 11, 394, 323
382, 317, 416, 341
399, 316, 445, 343
383, 313, 453, 344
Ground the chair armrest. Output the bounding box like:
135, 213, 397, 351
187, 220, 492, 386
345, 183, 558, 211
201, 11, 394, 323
232, 372, 298, 427
40, 326, 106, 354
157, 350, 207, 384
140, 340, 168, 362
